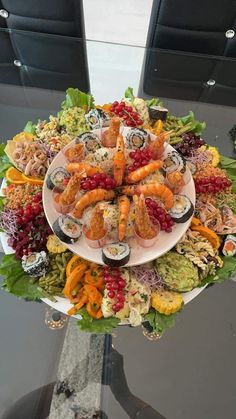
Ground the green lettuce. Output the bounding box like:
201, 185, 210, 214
24, 121, 36, 135
145, 97, 163, 107
200, 256, 236, 286
220, 155, 236, 193
0, 254, 43, 300
144, 309, 177, 335
61, 88, 94, 111
0, 143, 11, 178
124, 86, 135, 101
180, 111, 206, 135
77, 307, 119, 334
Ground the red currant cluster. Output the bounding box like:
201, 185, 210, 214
145, 198, 174, 233
103, 266, 126, 313
111, 101, 142, 127
195, 177, 232, 194
128, 149, 152, 173
80, 173, 116, 191
8, 192, 52, 259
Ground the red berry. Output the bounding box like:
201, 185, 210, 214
129, 151, 136, 159
22, 216, 29, 224
106, 283, 113, 290
118, 279, 126, 289
111, 282, 119, 290
117, 293, 125, 302
116, 301, 124, 311
104, 275, 113, 283
108, 291, 116, 299
112, 304, 119, 313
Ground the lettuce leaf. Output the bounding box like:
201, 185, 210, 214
144, 309, 176, 335
124, 86, 135, 101
0, 254, 43, 300
24, 121, 36, 135
77, 307, 119, 333
145, 97, 163, 107
61, 88, 94, 111
220, 155, 236, 193
200, 256, 236, 287
0, 143, 11, 178
180, 111, 206, 135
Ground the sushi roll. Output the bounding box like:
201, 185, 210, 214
222, 235, 236, 256
46, 167, 70, 191
53, 215, 82, 244
163, 151, 186, 174
185, 159, 197, 175
85, 108, 110, 129
102, 242, 130, 267
126, 128, 149, 150
169, 194, 194, 223
77, 132, 101, 153
22, 251, 49, 277
148, 106, 168, 121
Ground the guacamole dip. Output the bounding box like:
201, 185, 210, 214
155, 252, 199, 292
59, 106, 90, 136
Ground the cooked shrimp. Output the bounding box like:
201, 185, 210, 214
118, 195, 130, 241
122, 183, 173, 209
73, 189, 115, 218
125, 160, 163, 184
102, 117, 120, 148
134, 194, 157, 239
114, 134, 126, 186
60, 172, 82, 205
66, 162, 102, 176
148, 131, 172, 159
85, 205, 106, 240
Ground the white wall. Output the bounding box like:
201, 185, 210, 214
83, 0, 153, 103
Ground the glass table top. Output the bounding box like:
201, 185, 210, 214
0, 27, 236, 419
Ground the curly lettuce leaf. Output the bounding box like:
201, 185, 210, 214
144, 309, 176, 335
145, 97, 163, 107
0, 143, 11, 178
61, 88, 94, 111
220, 155, 236, 193
200, 256, 236, 286
24, 121, 36, 135
0, 254, 43, 300
124, 86, 135, 101
77, 307, 119, 334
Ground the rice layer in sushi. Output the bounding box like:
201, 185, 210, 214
126, 128, 149, 149
169, 195, 194, 223
53, 215, 82, 244
46, 167, 70, 191
102, 242, 130, 267
22, 251, 49, 277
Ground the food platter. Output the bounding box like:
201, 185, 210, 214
43, 127, 195, 267
0, 86, 235, 335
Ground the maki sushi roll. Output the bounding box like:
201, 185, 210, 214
53, 215, 82, 244
77, 132, 101, 153
102, 242, 130, 267
222, 235, 236, 256
22, 251, 49, 277
163, 151, 186, 174
46, 167, 70, 191
148, 106, 168, 122
126, 128, 149, 150
169, 195, 194, 223
85, 108, 110, 129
